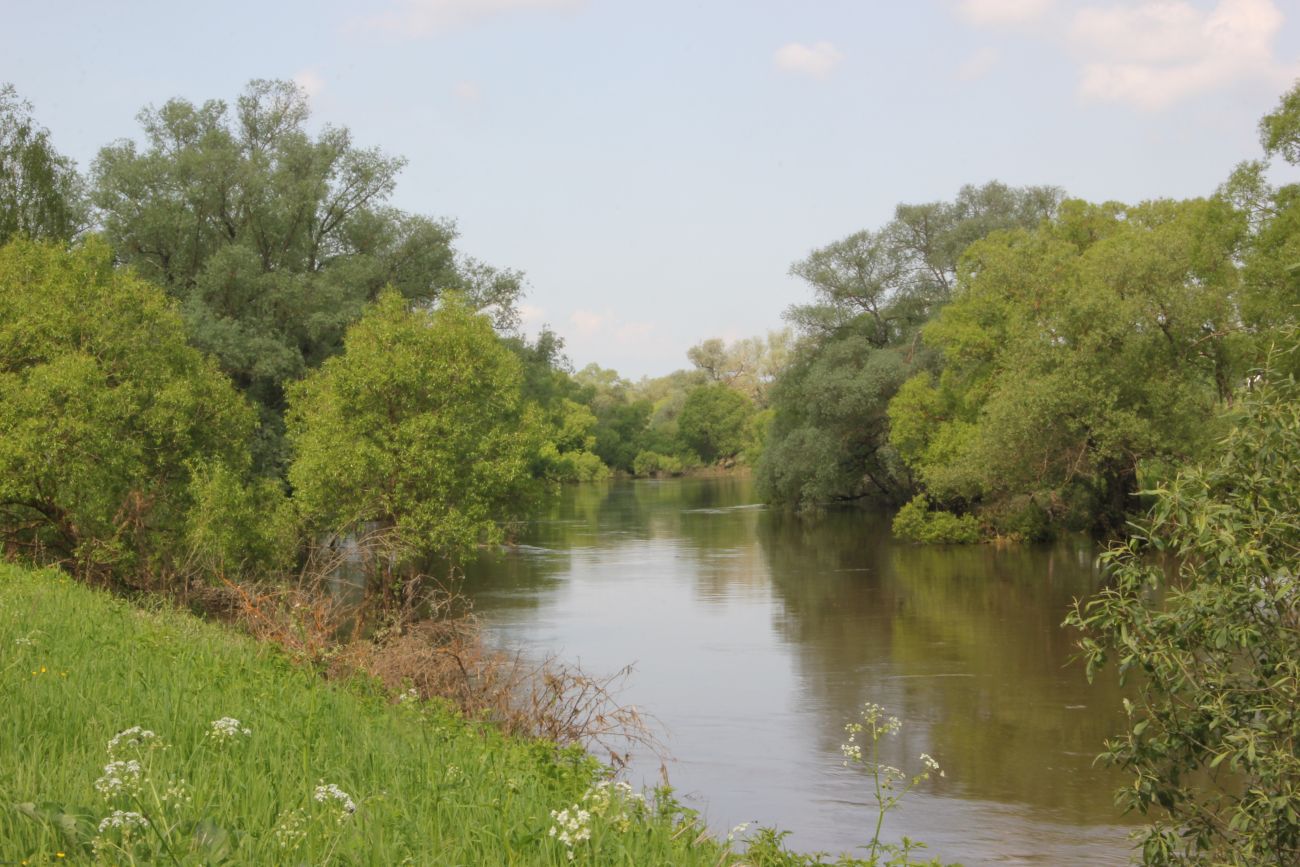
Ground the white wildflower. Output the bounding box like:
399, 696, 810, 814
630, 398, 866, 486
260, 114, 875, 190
206, 717, 252, 743
107, 726, 160, 758
94, 760, 143, 799
549, 805, 593, 859
274, 808, 309, 850
727, 822, 750, 844
397, 688, 419, 705
13, 636, 34, 646
161, 777, 192, 804
97, 810, 150, 833
314, 782, 357, 822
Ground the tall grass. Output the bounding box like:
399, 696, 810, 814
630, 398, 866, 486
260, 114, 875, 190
0, 565, 728, 864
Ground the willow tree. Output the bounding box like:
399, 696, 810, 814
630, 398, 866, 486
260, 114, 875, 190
759, 181, 1063, 507
287, 291, 544, 575
93, 80, 522, 471
0, 84, 87, 244
888, 197, 1248, 536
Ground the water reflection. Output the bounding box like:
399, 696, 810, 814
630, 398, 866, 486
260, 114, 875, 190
462, 477, 1139, 865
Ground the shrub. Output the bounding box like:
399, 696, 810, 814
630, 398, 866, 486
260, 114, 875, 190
891, 496, 981, 544
0, 239, 255, 580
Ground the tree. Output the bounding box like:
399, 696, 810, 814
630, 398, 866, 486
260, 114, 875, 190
286, 291, 544, 569
0, 238, 255, 579
889, 196, 1252, 535
0, 84, 87, 243
759, 182, 1063, 508
677, 383, 755, 463
93, 80, 522, 471
686, 329, 792, 406
1066, 355, 1300, 864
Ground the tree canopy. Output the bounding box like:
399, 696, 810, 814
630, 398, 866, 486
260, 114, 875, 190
93, 79, 523, 470
0, 84, 87, 244
0, 238, 254, 577
759, 181, 1064, 508
287, 291, 544, 567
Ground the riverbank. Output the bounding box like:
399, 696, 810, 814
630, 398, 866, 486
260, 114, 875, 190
0, 564, 740, 864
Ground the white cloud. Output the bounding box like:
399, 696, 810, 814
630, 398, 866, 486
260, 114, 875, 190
773, 42, 844, 79
957, 0, 1053, 26
569, 309, 655, 342
363, 0, 585, 37
453, 80, 482, 104
957, 46, 1001, 80
1070, 0, 1291, 109
293, 69, 325, 98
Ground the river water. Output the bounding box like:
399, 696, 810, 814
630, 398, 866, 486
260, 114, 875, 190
460, 476, 1141, 865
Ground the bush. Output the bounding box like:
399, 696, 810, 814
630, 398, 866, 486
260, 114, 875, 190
891, 496, 981, 544
631, 451, 684, 478
0, 239, 255, 580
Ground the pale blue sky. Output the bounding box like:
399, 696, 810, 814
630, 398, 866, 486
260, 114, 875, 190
6, 0, 1299, 377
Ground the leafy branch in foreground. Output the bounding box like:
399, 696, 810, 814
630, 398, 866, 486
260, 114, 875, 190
1067, 352, 1300, 865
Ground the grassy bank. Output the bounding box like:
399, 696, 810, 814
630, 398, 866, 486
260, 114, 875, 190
0, 564, 732, 865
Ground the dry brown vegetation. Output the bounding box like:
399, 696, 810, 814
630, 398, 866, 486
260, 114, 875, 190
194, 533, 662, 770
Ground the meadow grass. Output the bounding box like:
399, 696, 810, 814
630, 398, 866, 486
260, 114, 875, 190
0, 564, 733, 865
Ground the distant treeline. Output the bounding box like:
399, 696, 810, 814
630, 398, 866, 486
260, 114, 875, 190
1, 78, 1298, 585
756, 87, 1300, 542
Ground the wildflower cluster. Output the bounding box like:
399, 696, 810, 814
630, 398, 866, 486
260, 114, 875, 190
548, 780, 648, 860
94, 759, 143, 799
274, 808, 309, 851
97, 810, 150, 833
107, 726, 161, 758
314, 782, 357, 823
839, 702, 944, 865
206, 716, 252, 743
548, 805, 592, 859
582, 779, 645, 832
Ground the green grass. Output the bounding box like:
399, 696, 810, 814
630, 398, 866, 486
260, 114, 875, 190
0, 564, 734, 865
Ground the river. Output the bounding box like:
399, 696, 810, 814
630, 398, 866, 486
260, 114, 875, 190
460, 475, 1141, 865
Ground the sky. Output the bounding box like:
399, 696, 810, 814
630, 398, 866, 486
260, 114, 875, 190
5, 0, 1300, 378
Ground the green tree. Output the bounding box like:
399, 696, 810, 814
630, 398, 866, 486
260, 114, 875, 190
0, 84, 87, 243
1066, 356, 1300, 865
760, 182, 1063, 507
677, 383, 756, 463
686, 329, 792, 406
286, 291, 544, 569
93, 79, 522, 471
890, 196, 1251, 534
0, 238, 255, 579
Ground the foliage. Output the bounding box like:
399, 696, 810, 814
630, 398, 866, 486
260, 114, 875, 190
676, 382, 756, 464
1066, 359, 1300, 865
686, 329, 792, 406
92, 79, 522, 471
510, 331, 609, 482
890, 496, 981, 545
631, 451, 684, 478
286, 290, 544, 567
891, 197, 1253, 534
0, 239, 255, 579
0, 84, 87, 244
761, 182, 1063, 509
